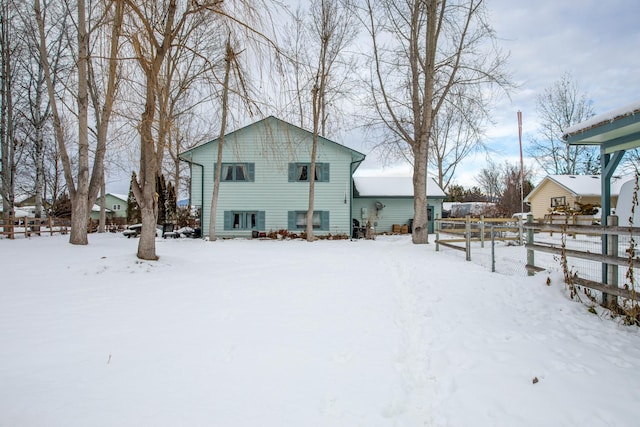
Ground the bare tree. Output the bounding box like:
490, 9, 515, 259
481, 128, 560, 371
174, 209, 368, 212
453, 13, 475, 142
123, 0, 238, 258
87, 0, 124, 232
429, 87, 490, 192
124, 0, 279, 258
497, 161, 533, 216
476, 158, 502, 203
362, 0, 510, 244
35, 0, 122, 244
528, 72, 597, 175
0, 0, 19, 217
159, 21, 221, 199
209, 37, 233, 241
305, 0, 357, 240
280, 0, 358, 241
124, 0, 192, 259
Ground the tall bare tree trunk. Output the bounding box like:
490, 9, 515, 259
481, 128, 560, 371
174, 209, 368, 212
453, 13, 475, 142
36, 0, 76, 233
132, 79, 161, 260
99, 174, 105, 233
306, 84, 319, 241
70, 0, 90, 245
87, 0, 123, 225
34, 79, 45, 223
208, 39, 233, 241
412, 139, 430, 243
410, 0, 438, 245
305, 0, 356, 241
0, 0, 15, 218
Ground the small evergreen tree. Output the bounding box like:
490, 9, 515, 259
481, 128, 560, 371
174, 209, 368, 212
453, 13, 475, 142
126, 173, 141, 224
446, 184, 466, 202
156, 174, 167, 225
166, 181, 177, 222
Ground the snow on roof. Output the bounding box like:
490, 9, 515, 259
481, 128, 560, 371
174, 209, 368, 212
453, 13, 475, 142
564, 100, 640, 136
108, 193, 128, 202
92, 204, 113, 213
545, 175, 631, 197
354, 176, 446, 198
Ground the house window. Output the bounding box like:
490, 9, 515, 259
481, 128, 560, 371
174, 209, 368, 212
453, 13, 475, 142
288, 210, 330, 231
288, 163, 329, 182
112, 204, 121, 211
224, 211, 265, 230
218, 163, 255, 182
550, 196, 566, 208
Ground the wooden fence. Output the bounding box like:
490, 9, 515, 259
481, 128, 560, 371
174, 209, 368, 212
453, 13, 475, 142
435, 215, 523, 261
524, 216, 640, 304
0, 216, 71, 239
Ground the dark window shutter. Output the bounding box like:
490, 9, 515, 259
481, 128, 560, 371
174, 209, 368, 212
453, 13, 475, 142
247, 163, 255, 181
223, 211, 232, 230
321, 211, 330, 230
288, 211, 295, 230
322, 163, 330, 182
288, 163, 296, 182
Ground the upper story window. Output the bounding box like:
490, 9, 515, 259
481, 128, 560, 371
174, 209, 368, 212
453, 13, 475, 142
288, 162, 329, 182
550, 196, 566, 208
112, 204, 121, 211
218, 163, 255, 182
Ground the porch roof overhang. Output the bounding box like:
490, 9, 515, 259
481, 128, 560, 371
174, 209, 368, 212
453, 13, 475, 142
561, 100, 640, 286
563, 101, 640, 154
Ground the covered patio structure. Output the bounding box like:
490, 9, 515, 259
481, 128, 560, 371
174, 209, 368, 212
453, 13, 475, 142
563, 100, 640, 299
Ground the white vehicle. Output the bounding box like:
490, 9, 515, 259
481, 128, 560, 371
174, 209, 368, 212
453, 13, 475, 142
616, 179, 640, 227
511, 212, 532, 221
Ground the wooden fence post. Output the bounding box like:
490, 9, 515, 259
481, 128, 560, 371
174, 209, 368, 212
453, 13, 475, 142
518, 216, 524, 245
526, 214, 535, 276
465, 214, 471, 261
435, 215, 440, 252
491, 225, 496, 272
604, 215, 619, 308
480, 215, 485, 248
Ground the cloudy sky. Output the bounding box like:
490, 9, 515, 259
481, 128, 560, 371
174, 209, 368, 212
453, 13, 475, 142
105, 0, 640, 195
354, 0, 640, 186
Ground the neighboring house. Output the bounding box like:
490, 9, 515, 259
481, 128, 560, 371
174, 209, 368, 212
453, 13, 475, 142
91, 193, 128, 220
352, 176, 445, 234
15, 195, 50, 217
525, 175, 630, 219
11, 205, 48, 217
179, 116, 366, 238
90, 204, 113, 220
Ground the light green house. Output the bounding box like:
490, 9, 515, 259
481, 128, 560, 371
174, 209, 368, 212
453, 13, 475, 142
91, 193, 128, 220
179, 116, 366, 238
352, 176, 446, 234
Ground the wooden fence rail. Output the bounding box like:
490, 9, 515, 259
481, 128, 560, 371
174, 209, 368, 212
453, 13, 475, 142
0, 217, 71, 239
435, 215, 523, 261
524, 216, 640, 304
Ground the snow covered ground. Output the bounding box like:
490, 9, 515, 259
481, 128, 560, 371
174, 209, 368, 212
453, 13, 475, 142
1, 233, 639, 426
